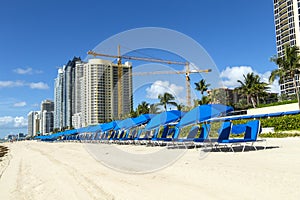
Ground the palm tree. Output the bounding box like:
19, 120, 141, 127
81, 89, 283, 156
149, 103, 160, 114
237, 72, 268, 108
158, 92, 178, 111
270, 45, 300, 108
176, 103, 184, 111
136, 101, 149, 115
194, 79, 211, 95
198, 95, 211, 105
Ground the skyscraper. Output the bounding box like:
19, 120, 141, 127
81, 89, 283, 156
27, 111, 38, 137
62, 57, 81, 128
72, 60, 85, 129
54, 57, 83, 129
273, 0, 300, 95
40, 100, 54, 135
54, 68, 63, 129
81, 58, 132, 126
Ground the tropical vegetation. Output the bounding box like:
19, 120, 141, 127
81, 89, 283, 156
157, 92, 178, 111
269, 45, 300, 108
194, 79, 211, 95
235, 72, 269, 108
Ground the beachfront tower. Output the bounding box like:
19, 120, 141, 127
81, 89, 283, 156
273, 0, 300, 95
40, 100, 54, 135
27, 111, 40, 137
54, 68, 64, 130
81, 58, 132, 126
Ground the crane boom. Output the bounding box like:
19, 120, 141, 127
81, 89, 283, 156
87, 49, 212, 115
132, 69, 211, 76
88, 50, 187, 65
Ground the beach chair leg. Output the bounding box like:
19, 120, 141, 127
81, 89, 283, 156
252, 142, 257, 151
242, 143, 246, 152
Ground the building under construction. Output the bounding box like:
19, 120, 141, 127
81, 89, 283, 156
80, 58, 132, 126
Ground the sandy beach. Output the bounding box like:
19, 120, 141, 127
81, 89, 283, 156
0, 138, 300, 200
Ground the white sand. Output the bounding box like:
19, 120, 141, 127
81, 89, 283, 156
0, 138, 300, 200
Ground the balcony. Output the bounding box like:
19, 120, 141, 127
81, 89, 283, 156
278, 0, 287, 9
279, 7, 288, 15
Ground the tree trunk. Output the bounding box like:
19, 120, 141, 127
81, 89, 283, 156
292, 77, 300, 109
250, 97, 256, 108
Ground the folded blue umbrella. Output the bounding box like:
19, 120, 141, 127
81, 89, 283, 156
145, 110, 185, 130
177, 104, 233, 128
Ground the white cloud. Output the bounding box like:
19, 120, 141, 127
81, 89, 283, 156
13, 67, 33, 74
0, 116, 27, 129
14, 117, 27, 128
260, 71, 280, 94
220, 66, 280, 93
0, 116, 14, 126
0, 81, 24, 88
29, 82, 49, 90
220, 66, 254, 88
146, 80, 184, 100
0, 80, 48, 90
13, 101, 27, 107
13, 67, 43, 75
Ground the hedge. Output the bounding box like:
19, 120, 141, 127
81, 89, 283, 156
231, 114, 300, 132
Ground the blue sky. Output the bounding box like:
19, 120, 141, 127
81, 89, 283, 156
0, 0, 278, 138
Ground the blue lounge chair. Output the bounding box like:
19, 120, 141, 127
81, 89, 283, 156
118, 129, 138, 144
138, 128, 160, 145
193, 123, 211, 143
217, 120, 266, 152
134, 130, 152, 144
174, 125, 200, 143
216, 121, 233, 143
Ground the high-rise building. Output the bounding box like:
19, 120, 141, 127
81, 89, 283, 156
62, 57, 81, 128
273, 0, 300, 95
40, 100, 54, 135
54, 57, 83, 130
54, 68, 64, 129
27, 111, 40, 137
42, 110, 54, 134
27, 111, 36, 137
81, 58, 132, 126
74, 60, 85, 114
33, 111, 41, 136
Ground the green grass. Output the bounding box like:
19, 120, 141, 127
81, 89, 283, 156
256, 99, 297, 108
259, 132, 300, 138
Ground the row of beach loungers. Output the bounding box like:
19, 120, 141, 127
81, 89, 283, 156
36, 104, 269, 152
62, 119, 266, 152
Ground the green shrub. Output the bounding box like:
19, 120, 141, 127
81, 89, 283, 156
229, 114, 300, 132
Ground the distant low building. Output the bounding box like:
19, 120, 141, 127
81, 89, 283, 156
207, 88, 242, 105
208, 87, 278, 106
17, 133, 26, 140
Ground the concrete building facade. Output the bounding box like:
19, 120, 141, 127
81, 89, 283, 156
54, 68, 64, 129
81, 58, 132, 127
273, 0, 300, 95
40, 100, 54, 135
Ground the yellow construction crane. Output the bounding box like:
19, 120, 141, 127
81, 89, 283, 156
87, 46, 212, 117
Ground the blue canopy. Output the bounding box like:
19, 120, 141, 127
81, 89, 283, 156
115, 114, 155, 130
115, 118, 136, 130
95, 121, 116, 132
145, 110, 184, 130
133, 114, 155, 126
76, 126, 92, 133
176, 104, 234, 128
